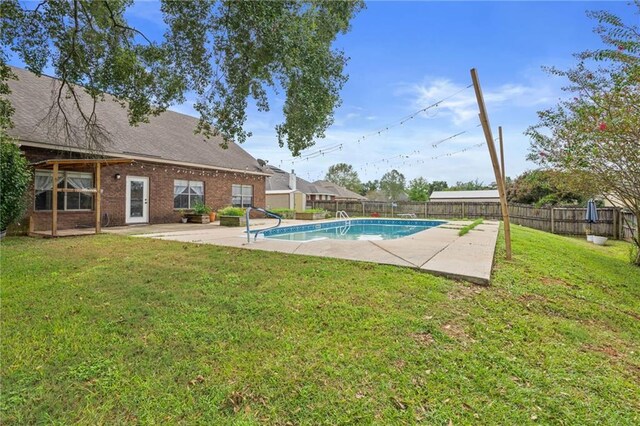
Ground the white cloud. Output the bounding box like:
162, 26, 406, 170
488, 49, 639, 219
165, 72, 558, 185
407, 77, 557, 126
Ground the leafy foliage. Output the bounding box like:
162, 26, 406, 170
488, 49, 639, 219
0, 54, 15, 130
269, 208, 295, 219
525, 2, 640, 264
192, 201, 212, 215
407, 177, 431, 201
0, 136, 31, 231
324, 163, 362, 194
379, 169, 406, 200
430, 180, 449, 192
1, 0, 363, 154
448, 179, 493, 191
218, 206, 244, 217
360, 179, 379, 196
507, 169, 589, 207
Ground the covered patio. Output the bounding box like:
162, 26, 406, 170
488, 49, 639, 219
29, 158, 133, 237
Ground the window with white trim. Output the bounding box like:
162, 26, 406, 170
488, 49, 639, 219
34, 170, 94, 211
173, 180, 204, 209
232, 184, 253, 207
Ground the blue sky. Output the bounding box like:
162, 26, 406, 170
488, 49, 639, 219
9, 1, 636, 185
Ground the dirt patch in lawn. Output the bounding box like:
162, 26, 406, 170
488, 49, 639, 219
541, 277, 577, 289
583, 343, 622, 359
447, 284, 485, 301
441, 323, 474, 345
413, 332, 435, 346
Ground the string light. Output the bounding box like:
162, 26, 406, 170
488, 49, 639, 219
126, 162, 264, 181
279, 83, 475, 165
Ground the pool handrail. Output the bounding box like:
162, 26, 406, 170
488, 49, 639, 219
245, 207, 282, 243
336, 210, 350, 221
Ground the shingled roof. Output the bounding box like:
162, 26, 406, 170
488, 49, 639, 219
6, 67, 269, 175
313, 180, 367, 200
265, 166, 334, 195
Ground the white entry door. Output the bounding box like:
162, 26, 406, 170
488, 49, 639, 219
126, 176, 149, 224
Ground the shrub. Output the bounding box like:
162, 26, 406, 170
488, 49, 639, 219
192, 201, 212, 215
218, 206, 245, 217
0, 139, 31, 231
303, 208, 326, 213
270, 208, 295, 219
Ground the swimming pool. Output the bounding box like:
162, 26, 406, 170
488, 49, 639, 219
261, 219, 446, 242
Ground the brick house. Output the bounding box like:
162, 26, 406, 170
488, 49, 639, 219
6, 67, 270, 232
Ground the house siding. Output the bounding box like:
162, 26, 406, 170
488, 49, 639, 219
266, 193, 291, 210
21, 146, 266, 231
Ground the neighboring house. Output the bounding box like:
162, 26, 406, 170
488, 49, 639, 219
429, 190, 500, 203
264, 167, 308, 212
264, 168, 368, 209
6, 67, 270, 232
312, 180, 367, 201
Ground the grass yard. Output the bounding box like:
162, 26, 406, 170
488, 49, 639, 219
1, 226, 639, 424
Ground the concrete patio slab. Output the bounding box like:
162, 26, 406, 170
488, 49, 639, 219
373, 229, 460, 267
105, 218, 500, 284
420, 222, 499, 285
291, 239, 415, 267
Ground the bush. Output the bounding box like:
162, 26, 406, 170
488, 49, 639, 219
270, 208, 295, 219
192, 201, 212, 215
0, 139, 31, 231
303, 208, 326, 213
218, 206, 245, 217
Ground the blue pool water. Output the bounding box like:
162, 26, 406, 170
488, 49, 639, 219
262, 219, 446, 242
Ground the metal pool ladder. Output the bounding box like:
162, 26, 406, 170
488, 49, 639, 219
336, 210, 350, 222
245, 207, 282, 243
335, 210, 351, 235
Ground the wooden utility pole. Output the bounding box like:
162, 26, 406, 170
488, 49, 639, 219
470, 69, 512, 259
498, 126, 506, 187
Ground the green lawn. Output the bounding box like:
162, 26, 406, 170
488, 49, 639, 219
1, 226, 639, 424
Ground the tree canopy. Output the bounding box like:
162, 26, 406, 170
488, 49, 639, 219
379, 169, 406, 200
324, 163, 362, 193
360, 179, 379, 196
507, 169, 589, 207
430, 180, 449, 193
525, 2, 640, 264
0, 0, 363, 155
448, 179, 493, 191
407, 177, 431, 201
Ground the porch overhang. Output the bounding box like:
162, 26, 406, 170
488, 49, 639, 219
30, 158, 134, 237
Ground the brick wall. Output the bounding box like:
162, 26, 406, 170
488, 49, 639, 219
21, 147, 266, 231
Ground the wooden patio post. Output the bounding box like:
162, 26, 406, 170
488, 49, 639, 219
470, 68, 512, 260
95, 162, 101, 234
52, 163, 58, 237
499, 126, 506, 187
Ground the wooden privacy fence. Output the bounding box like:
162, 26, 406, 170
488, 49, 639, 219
622, 211, 638, 242
310, 200, 638, 242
